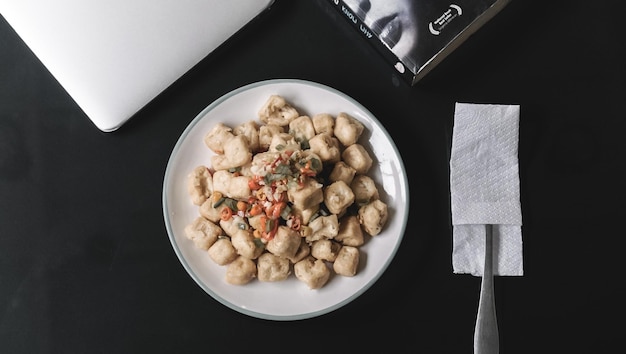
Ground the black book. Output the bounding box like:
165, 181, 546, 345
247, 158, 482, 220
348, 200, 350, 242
326, 0, 511, 85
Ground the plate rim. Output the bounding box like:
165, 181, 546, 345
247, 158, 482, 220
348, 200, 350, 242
162, 78, 409, 321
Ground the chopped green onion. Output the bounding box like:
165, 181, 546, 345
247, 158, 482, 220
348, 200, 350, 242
213, 197, 226, 208
280, 204, 292, 220
319, 204, 330, 216
265, 219, 274, 233
309, 157, 322, 171
265, 173, 286, 183
224, 198, 238, 210
253, 238, 265, 248
274, 163, 291, 175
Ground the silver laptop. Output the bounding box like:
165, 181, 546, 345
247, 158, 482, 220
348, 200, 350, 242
0, 0, 275, 132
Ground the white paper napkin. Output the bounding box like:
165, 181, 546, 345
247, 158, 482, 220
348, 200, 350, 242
450, 102, 523, 276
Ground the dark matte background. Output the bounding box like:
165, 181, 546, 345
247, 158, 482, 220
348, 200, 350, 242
1, 1, 624, 353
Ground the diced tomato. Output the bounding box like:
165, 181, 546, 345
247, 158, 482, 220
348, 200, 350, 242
289, 215, 301, 231
220, 207, 233, 221
236, 200, 248, 212
274, 192, 285, 203
258, 214, 279, 240
266, 202, 286, 219
248, 175, 263, 190
248, 203, 263, 216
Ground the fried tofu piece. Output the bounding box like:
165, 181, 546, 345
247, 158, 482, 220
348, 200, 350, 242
266, 226, 302, 259
333, 246, 360, 277
225, 256, 257, 285
311, 113, 335, 135
334, 112, 364, 147
208, 238, 238, 265
294, 256, 330, 289
184, 216, 222, 250
350, 174, 379, 204
289, 115, 316, 143
310, 239, 341, 262
212, 170, 252, 200
204, 122, 235, 154
257, 253, 291, 282
308, 133, 341, 163
231, 229, 264, 260
329, 161, 356, 185
306, 214, 339, 242
187, 166, 213, 206
287, 178, 324, 211
210, 135, 252, 171
342, 143, 373, 174
258, 95, 299, 127
334, 215, 364, 247
323, 180, 355, 215
233, 120, 260, 152
358, 199, 388, 236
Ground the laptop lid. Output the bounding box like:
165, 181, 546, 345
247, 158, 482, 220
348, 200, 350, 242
0, 0, 275, 132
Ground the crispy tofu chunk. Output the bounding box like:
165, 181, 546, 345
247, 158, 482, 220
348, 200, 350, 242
290, 204, 320, 226
233, 120, 260, 153
286, 239, 311, 264
208, 238, 238, 265
187, 166, 213, 206
210, 135, 252, 171
225, 256, 257, 285
257, 253, 291, 282
358, 199, 388, 236
258, 95, 299, 127
306, 214, 339, 242
311, 113, 335, 135
334, 112, 364, 147
258, 124, 285, 151
294, 256, 330, 289
333, 246, 360, 276
287, 178, 324, 211
184, 216, 222, 250
269, 132, 300, 152
329, 161, 356, 185
342, 143, 373, 174
204, 122, 235, 154
350, 174, 380, 204
323, 180, 355, 215
334, 215, 365, 247
266, 226, 302, 259
199, 196, 228, 223
289, 115, 316, 143
308, 133, 341, 163
310, 239, 341, 262
231, 229, 264, 260
212, 170, 252, 200
219, 216, 249, 238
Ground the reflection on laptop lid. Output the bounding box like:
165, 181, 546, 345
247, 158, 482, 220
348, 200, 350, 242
0, 0, 275, 132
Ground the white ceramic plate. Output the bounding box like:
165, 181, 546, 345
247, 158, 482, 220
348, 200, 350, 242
163, 79, 409, 320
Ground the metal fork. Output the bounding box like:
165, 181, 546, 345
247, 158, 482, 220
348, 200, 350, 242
474, 224, 499, 354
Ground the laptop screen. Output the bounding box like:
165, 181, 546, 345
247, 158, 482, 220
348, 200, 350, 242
0, 0, 275, 131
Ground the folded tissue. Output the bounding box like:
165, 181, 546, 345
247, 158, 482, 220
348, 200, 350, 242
449, 102, 523, 276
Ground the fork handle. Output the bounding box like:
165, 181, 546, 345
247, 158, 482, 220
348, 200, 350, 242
474, 224, 499, 354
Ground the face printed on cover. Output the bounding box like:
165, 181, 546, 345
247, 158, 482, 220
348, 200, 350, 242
344, 0, 420, 72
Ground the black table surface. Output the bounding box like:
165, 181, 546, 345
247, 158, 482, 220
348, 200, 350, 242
2, 1, 625, 353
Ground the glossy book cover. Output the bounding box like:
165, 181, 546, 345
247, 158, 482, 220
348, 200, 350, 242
326, 0, 511, 84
